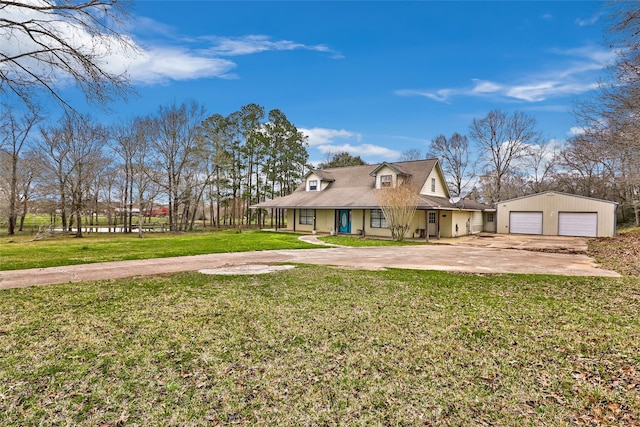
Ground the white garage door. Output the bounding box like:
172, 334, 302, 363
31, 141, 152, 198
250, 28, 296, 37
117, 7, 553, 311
509, 212, 543, 235
558, 212, 597, 237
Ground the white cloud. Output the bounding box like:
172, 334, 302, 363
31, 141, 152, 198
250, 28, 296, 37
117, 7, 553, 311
551, 45, 616, 68
395, 89, 453, 102
125, 47, 237, 84
201, 35, 338, 57
0, 1, 140, 86
122, 33, 342, 83
506, 81, 595, 102
472, 80, 503, 94
0, 2, 339, 89
300, 127, 400, 160
575, 13, 601, 27
568, 126, 586, 136
396, 44, 612, 103
299, 127, 362, 146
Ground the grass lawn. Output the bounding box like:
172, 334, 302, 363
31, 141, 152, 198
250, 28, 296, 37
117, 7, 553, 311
0, 213, 170, 233
0, 230, 320, 271
319, 235, 426, 247
1, 266, 638, 425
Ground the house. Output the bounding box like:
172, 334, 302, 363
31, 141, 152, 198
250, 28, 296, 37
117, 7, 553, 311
252, 159, 493, 238
496, 191, 618, 237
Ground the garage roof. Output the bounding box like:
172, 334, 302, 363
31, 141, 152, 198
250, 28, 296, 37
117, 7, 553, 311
498, 191, 618, 206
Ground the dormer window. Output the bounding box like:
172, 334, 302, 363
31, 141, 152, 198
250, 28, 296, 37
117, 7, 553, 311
381, 175, 392, 188
309, 180, 318, 191
431, 178, 436, 192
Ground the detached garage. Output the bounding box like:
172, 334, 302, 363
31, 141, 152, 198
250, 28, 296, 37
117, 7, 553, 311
497, 191, 618, 237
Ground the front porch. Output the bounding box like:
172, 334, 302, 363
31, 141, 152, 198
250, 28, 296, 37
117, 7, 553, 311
275, 207, 495, 239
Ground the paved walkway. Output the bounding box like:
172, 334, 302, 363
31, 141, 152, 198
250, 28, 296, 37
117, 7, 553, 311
0, 239, 620, 290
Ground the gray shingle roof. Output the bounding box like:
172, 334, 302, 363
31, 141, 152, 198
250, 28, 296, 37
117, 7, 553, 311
253, 159, 488, 211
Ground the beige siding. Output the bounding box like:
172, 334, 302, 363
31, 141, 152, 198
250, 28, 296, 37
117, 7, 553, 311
439, 211, 451, 237
496, 192, 616, 237
366, 208, 393, 238
472, 211, 483, 233
286, 207, 483, 239
283, 209, 332, 233
484, 212, 496, 233
408, 211, 425, 238
375, 165, 398, 189
314, 209, 335, 233
364, 208, 426, 239
305, 173, 323, 191
351, 209, 365, 235
293, 209, 314, 232
419, 168, 448, 197
286, 209, 295, 231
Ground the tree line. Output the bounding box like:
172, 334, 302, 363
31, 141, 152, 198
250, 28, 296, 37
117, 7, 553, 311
1, 0, 637, 232
0, 101, 308, 236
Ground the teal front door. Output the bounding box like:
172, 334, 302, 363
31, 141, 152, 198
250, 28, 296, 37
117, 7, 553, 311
338, 210, 351, 233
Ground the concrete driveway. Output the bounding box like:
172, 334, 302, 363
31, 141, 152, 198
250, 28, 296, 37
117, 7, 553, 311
445, 233, 589, 252
0, 235, 619, 290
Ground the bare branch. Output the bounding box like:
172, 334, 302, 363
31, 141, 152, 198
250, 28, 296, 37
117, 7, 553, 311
0, 0, 137, 112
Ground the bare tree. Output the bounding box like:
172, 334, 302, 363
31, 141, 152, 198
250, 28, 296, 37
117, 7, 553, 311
201, 113, 233, 228
469, 110, 541, 203
0, 0, 136, 112
64, 114, 107, 237
39, 113, 107, 237
149, 100, 206, 232
375, 181, 419, 242
15, 149, 39, 232
399, 148, 423, 161
38, 125, 72, 230
110, 117, 152, 233
0, 105, 40, 234
522, 139, 560, 193
317, 151, 365, 169
558, 134, 616, 199
570, 2, 640, 224
429, 132, 475, 197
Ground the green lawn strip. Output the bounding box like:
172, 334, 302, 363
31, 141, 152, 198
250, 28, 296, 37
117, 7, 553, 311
0, 267, 638, 425
318, 235, 426, 247
1, 213, 170, 230
0, 230, 322, 271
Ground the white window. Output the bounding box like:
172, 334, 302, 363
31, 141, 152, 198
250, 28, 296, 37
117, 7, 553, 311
380, 175, 392, 188
299, 209, 314, 225
428, 211, 436, 224
431, 178, 436, 192
487, 213, 494, 223
309, 180, 318, 191
370, 209, 387, 228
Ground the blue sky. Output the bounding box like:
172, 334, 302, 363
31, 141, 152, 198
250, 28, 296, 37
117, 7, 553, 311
64, 1, 610, 165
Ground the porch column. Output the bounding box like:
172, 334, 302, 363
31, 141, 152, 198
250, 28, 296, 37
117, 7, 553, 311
362, 210, 366, 237
425, 210, 429, 242
293, 209, 296, 232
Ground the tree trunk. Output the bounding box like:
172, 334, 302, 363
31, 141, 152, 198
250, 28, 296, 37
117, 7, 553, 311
19, 196, 28, 232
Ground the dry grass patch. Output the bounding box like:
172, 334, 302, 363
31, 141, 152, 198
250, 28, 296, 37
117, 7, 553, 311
588, 228, 640, 277
0, 267, 639, 425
